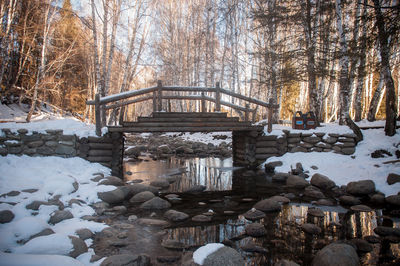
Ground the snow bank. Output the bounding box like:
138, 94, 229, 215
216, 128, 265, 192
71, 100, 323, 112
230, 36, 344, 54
0, 155, 111, 260
266, 128, 400, 196
0, 252, 85, 266
193, 243, 224, 265
162, 132, 232, 146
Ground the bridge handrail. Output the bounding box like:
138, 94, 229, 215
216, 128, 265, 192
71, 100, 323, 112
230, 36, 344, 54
87, 80, 278, 136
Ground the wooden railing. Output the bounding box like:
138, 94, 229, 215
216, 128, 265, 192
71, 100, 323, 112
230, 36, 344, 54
87, 80, 278, 136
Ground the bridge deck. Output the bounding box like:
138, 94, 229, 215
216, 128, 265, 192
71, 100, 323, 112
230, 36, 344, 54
107, 112, 263, 133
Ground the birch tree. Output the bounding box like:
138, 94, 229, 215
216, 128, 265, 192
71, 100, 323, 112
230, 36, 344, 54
373, 0, 398, 136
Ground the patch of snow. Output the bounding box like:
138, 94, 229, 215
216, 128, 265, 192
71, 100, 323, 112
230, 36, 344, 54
193, 243, 224, 265
0, 118, 107, 138
163, 132, 232, 146
263, 122, 353, 136
0, 252, 85, 266
12, 234, 73, 255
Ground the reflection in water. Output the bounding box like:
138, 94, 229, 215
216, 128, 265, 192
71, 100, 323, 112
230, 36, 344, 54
166, 203, 400, 265
125, 157, 235, 192
124, 156, 399, 265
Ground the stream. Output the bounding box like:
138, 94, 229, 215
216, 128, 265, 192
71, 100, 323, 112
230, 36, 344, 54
94, 156, 400, 265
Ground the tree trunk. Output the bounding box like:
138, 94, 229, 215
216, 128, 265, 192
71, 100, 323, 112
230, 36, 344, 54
367, 71, 384, 121
354, 0, 368, 122
335, 0, 351, 125
373, 0, 397, 136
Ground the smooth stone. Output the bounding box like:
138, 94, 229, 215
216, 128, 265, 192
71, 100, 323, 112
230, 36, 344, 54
164, 209, 189, 222
100, 254, 150, 266
364, 235, 380, 244
253, 199, 281, 212
374, 226, 400, 237
311, 173, 336, 190
272, 173, 290, 182
161, 239, 187, 250
137, 218, 169, 227
97, 187, 129, 204
304, 186, 326, 199
312, 243, 359, 266
75, 228, 93, 240
307, 208, 325, 218
240, 240, 268, 254
286, 175, 309, 188
202, 246, 244, 266
165, 194, 180, 199
49, 210, 73, 225
346, 180, 376, 195
242, 208, 266, 221
386, 195, 400, 206
68, 236, 88, 258
269, 195, 290, 204
98, 176, 124, 186
339, 195, 361, 206
156, 255, 181, 263
387, 173, 400, 185
314, 199, 335, 206
0, 210, 15, 223
301, 223, 321, 235
140, 197, 171, 210
192, 214, 212, 222
245, 223, 267, 237
150, 179, 170, 188
129, 191, 155, 203
350, 205, 372, 212
128, 183, 159, 195
350, 239, 373, 253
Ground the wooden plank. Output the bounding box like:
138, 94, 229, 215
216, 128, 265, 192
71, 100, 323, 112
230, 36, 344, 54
256, 141, 277, 148
136, 117, 240, 123
88, 143, 114, 149
88, 150, 113, 156
121, 121, 252, 127
219, 87, 278, 108
108, 126, 263, 132
152, 112, 227, 118
87, 86, 156, 105
87, 156, 113, 162
88, 136, 113, 143
104, 96, 152, 110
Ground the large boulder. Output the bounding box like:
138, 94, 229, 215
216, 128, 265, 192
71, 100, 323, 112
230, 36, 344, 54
346, 180, 375, 195
253, 199, 281, 212
311, 173, 336, 190
98, 187, 129, 204
68, 236, 88, 258
286, 175, 309, 188
100, 254, 150, 266
194, 244, 244, 266
312, 243, 359, 266
140, 197, 171, 210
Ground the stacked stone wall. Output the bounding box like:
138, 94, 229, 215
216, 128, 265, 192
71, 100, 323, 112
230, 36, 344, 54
0, 129, 124, 177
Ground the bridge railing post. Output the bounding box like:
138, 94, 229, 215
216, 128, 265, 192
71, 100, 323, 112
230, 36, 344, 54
245, 103, 250, 121
201, 92, 206, 112
157, 80, 163, 111
95, 93, 101, 136
215, 82, 221, 112
267, 98, 274, 133
153, 90, 157, 112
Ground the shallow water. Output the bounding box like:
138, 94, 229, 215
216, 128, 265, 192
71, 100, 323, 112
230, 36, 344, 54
123, 156, 400, 265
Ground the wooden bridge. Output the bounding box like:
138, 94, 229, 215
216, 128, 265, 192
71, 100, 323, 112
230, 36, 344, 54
87, 81, 278, 135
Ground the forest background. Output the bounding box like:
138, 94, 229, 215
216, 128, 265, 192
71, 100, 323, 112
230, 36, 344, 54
0, 0, 399, 135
